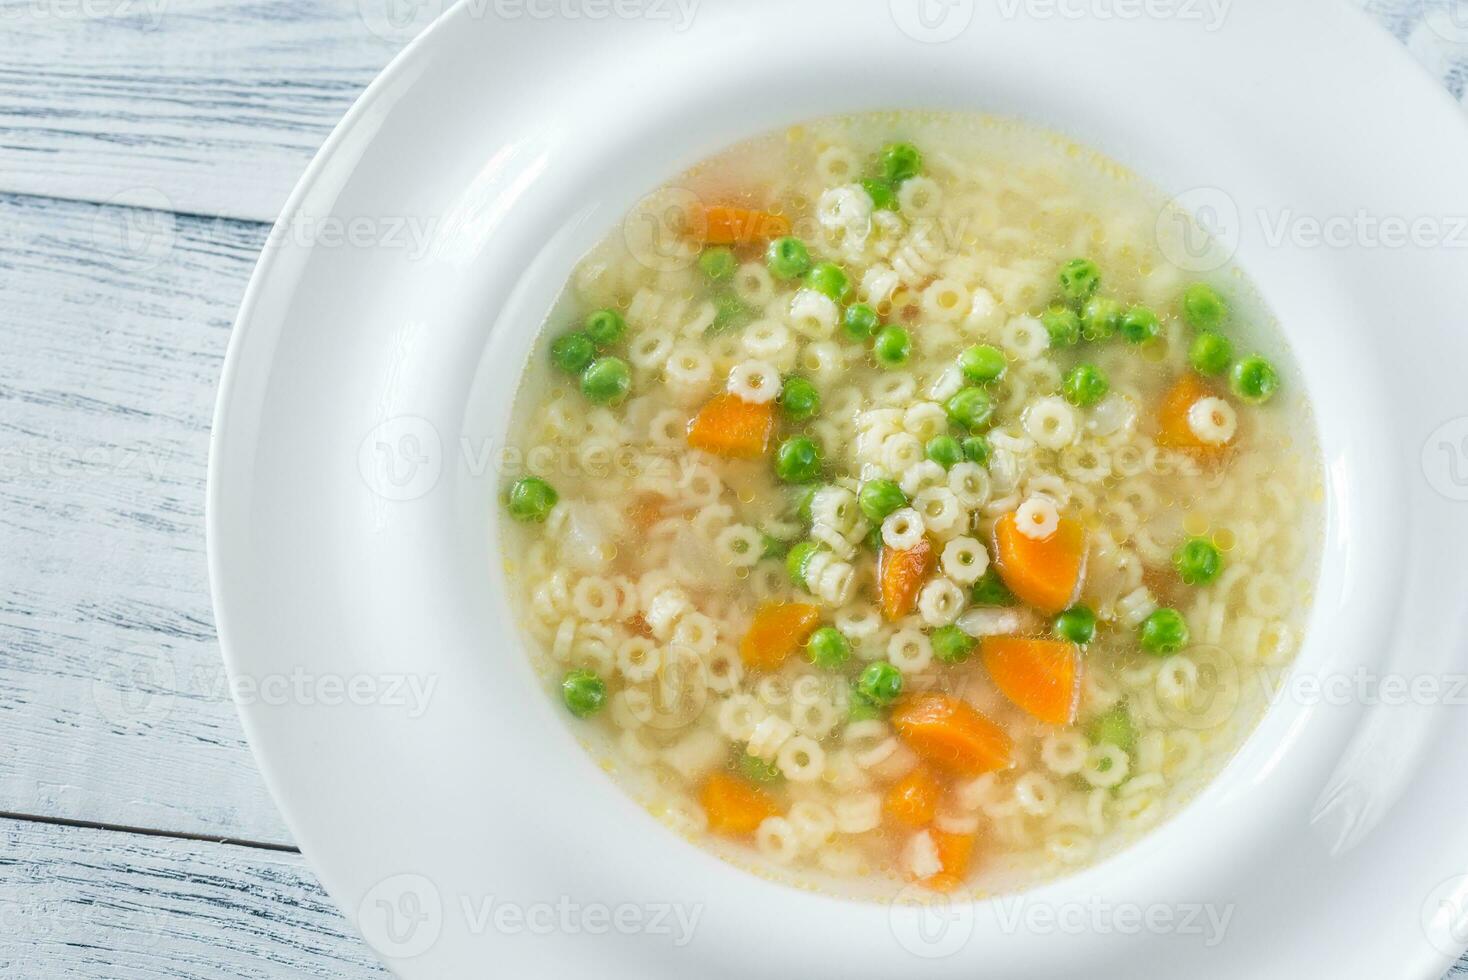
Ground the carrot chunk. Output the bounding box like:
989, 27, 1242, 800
921, 831, 977, 892
981, 636, 1081, 725
891, 694, 1013, 776
700, 205, 791, 246
700, 772, 781, 837
739, 601, 822, 672
884, 766, 943, 828
993, 511, 1086, 615
686, 393, 775, 459
1157, 374, 1234, 460
626, 494, 665, 532
879, 538, 935, 621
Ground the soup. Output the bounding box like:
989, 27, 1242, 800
497, 112, 1322, 897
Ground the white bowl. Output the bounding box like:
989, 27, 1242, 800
208, 1, 1468, 975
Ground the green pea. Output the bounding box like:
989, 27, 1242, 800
873, 325, 912, 368
862, 177, 898, 211
581, 356, 631, 404
807, 627, 852, 670
795, 486, 817, 524
806, 262, 851, 302
926, 435, 964, 469
698, 246, 737, 282
959, 344, 1007, 384
945, 387, 994, 430
775, 436, 822, 484
1058, 258, 1101, 304
931, 625, 975, 664
709, 291, 752, 334
561, 669, 606, 718
1119, 306, 1160, 344
1081, 296, 1123, 341
848, 687, 883, 722
881, 142, 923, 184
1140, 608, 1190, 656
786, 541, 821, 588
778, 376, 821, 422
1063, 363, 1110, 407
505, 476, 558, 522
1174, 537, 1223, 585
1054, 605, 1097, 645
1042, 306, 1082, 348
550, 332, 596, 375
857, 661, 904, 705
843, 303, 880, 342
738, 751, 783, 784
1190, 330, 1234, 377
1182, 282, 1228, 330
766, 236, 812, 280
858, 479, 908, 524
1088, 704, 1136, 753
584, 309, 626, 347
961, 435, 992, 466
1231, 355, 1279, 405
971, 568, 1015, 606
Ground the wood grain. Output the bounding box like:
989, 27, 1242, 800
0, 191, 290, 842
0, 816, 385, 978
0, 0, 403, 221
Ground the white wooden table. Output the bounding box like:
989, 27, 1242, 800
0, 1, 1463, 975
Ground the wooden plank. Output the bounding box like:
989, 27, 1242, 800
0, 0, 403, 221
0, 816, 385, 978
0, 191, 291, 842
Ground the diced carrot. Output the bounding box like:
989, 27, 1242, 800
739, 601, 822, 672
699, 205, 791, 245
879, 538, 934, 621
993, 511, 1086, 615
1156, 374, 1234, 460
626, 494, 665, 532
884, 766, 943, 828
686, 393, 775, 459
921, 831, 977, 892
891, 694, 1013, 776
981, 636, 1081, 726
700, 772, 781, 837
